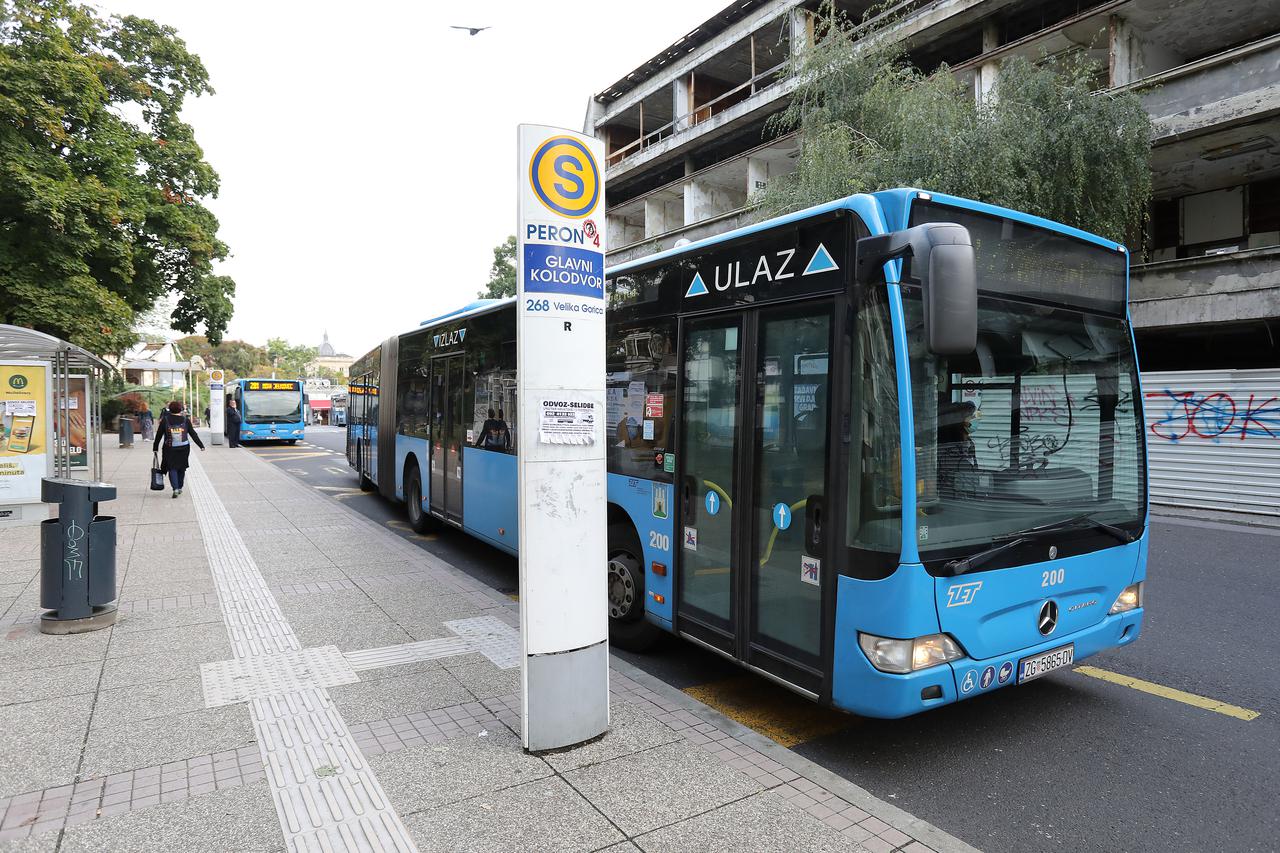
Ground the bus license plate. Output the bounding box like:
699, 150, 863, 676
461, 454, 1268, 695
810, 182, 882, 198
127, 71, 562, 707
1017, 644, 1074, 684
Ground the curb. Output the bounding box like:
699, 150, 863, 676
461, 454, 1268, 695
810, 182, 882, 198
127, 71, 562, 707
609, 655, 981, 853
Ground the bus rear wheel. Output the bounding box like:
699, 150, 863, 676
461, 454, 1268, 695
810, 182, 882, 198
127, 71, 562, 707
607, 525, 661, 652
405, 466, 433, 534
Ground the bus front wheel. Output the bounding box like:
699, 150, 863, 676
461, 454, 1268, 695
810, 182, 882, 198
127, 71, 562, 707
607, 524, 661, 652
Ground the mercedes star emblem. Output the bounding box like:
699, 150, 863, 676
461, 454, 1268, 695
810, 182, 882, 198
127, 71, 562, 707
1038, 600, 1059, 636
1048, 545, 1058, 559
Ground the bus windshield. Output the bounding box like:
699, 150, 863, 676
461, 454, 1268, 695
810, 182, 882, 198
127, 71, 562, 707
243, 388, 302, 424
893, 205, 1145, 569
903, 292, 1145, 565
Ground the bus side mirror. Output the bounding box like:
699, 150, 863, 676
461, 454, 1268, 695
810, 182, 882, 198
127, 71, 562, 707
855, 223, 977, 356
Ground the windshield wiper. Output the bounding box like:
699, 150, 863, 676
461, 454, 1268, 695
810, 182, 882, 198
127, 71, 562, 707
1022, 513, 1136, 545
941, 514, 1135, 577
944, 537, 1029, 576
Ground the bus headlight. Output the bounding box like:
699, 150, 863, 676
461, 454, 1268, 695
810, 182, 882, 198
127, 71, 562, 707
1109, 582, 1143, 614
859, 632, 964, 674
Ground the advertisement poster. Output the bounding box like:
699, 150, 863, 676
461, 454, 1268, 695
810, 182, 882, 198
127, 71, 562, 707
55, 374, 88, 470
538, 400, 597, 445
0, 361, 52, 516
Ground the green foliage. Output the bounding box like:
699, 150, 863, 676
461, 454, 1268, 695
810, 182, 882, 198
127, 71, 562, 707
0, 0, 236, 354
266, 337, 317, 379
211, 339, 267, 378
759, 7, 1153, 243
478, 235, 516, 298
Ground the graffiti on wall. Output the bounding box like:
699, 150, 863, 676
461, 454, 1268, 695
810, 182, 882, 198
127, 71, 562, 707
1147, 389, 1280, 442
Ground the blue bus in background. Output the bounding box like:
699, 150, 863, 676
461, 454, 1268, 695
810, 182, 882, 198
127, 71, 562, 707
348, 188, 1148, 718
230, 378, 307, 444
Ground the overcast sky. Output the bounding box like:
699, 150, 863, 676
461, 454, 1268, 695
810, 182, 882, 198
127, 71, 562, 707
91, 0, 730, 357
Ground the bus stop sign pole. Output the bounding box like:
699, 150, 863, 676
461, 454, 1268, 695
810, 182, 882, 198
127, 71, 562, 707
208, 370, 225, 445
516, 124, 609, 751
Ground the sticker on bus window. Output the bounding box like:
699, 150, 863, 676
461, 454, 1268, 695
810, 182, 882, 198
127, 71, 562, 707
801, 556, 820, 586
683, 526, 697, 552
642, 419, 654, 440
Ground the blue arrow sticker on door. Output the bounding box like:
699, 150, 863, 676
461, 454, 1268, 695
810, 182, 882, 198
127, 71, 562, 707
772, 502, 792, 530
705, 491, 720, 516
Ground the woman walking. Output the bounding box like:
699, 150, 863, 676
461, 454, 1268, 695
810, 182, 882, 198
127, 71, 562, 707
153, 401, 204, 497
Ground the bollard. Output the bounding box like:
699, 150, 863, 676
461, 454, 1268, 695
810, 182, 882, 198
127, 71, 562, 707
40, 478, 118, 634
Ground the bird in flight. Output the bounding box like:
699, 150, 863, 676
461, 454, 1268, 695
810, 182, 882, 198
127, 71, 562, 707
451, 25, 491, 36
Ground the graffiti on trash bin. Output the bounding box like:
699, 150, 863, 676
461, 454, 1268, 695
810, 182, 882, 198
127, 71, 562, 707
64, 519, 85, 580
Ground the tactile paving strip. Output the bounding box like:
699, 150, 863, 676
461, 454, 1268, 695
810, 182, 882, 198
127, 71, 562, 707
443, 616, 521, 669
251, 689, 416, 851
344, 636, 472, 672
186, 458, 419, 853
188, 466, 300, 659
201, 646, 359, 707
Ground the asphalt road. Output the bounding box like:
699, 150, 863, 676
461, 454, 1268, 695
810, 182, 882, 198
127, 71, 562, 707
251, 426, 1278, 853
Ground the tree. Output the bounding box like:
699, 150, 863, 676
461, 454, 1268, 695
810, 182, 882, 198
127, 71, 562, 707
210, 340, 264, 378
0, 0, 236, 354
266, 338, 317, 379
478, 235, 516, 298
758, 6, 1153, 243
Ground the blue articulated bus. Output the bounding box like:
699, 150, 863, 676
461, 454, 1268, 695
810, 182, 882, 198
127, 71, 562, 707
230, 378, 307, 444
348, 188, 1148, 718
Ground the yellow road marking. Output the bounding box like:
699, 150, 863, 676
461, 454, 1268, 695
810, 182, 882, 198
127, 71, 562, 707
315, 486, 362, 494
683, 675, 853, 748
1075, 666, 1261, 721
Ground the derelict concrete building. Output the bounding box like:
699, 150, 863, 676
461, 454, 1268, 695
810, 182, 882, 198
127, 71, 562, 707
584, 0, 1280, 371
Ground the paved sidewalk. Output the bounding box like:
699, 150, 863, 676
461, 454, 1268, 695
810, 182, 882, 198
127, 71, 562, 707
0, 438, 978, 853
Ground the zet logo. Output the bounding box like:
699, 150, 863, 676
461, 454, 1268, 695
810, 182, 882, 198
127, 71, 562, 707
8, 374, 28, 390
529, 136, 599, 219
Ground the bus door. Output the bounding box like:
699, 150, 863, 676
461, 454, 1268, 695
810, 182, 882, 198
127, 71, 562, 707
677, 301, 836, 695
429, 354, 465, 524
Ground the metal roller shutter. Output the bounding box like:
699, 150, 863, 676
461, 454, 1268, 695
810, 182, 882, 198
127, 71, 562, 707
1141, 368, 1280, 515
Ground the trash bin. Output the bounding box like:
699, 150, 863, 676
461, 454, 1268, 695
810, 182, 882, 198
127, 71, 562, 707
118, 415, 134, 448
40, 478, 118, 634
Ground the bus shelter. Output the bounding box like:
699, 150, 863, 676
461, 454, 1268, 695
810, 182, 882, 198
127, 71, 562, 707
0, 325, 113, 505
